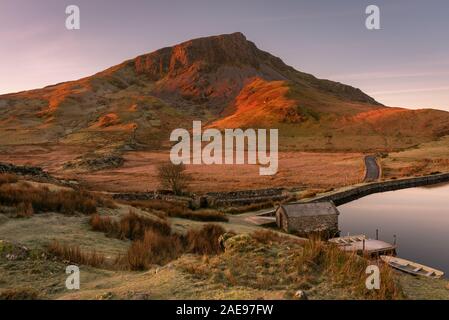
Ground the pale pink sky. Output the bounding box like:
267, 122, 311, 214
1, 0, 449, 111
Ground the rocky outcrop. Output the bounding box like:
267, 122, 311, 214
0, 162, 78, 187
0, 162, 50, 179
129, 32, 380, 108
63, 155, 124, 171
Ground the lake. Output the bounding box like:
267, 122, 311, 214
338, 182, 449, 274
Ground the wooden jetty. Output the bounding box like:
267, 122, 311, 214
381, 255, 444, 279
329, 234, 396, 256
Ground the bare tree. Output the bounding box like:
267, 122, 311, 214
157, 162, 190, 195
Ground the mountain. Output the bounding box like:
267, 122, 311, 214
1, 32, 449, 169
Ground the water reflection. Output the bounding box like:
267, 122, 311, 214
338, 182, 449, 274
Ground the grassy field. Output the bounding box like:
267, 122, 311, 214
0, 147, 366, 192
381, 136, 449, 179
1, 174, 448, 300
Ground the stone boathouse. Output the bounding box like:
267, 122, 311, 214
275, 201, 340, 236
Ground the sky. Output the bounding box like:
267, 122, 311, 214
1, 0, 449, 110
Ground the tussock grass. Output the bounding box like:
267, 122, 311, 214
225, 196, 297, 215
186, 224, 226, 255
0, 182, 111, 215
122, 199, 228, 222
172, 209, 228, 222
15, 202, 34, 218
89, 214, 115, 233
0, 173, 18, 186
124, 199, 187, 214
89, 210, 171, 240
251, 229, 298, 244
296, 238, 404, 299
225, 201, 275, 214
90, 210, 227, 270
47, 241, 105, 268
181, 232, 403, 300
125, 230, 184, 270
117, 210, 171, 239
123, 224, 226, 270
0, 288, 40, 300
124, 224, 226, 270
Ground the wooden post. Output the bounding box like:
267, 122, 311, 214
363, 239, 366, 252
376, 229, 379, 240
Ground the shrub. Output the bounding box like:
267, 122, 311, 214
157, 162, 190, 195
47, 241, 105, 267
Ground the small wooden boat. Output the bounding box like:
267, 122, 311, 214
380, 255, 444, 279
329, 234, 367, 245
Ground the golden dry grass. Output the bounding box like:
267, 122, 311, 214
89, 208, 227, 270
124, 229, 184, 270
122, 199, 228, 222
381, 136, 449, 179
0, 173, 18, 185
225, 201, 279, 214
180, 232, 404, 300
0, 145, 367, 193
250, 229, 296, 244
89, 210, 171, 240
47, 241, 105, 268
186, 224, 226, 255
121, 224, 226, 270
297, 239, 403, 300
0, 288, 41, 300
0, 183, 91, 214
15, 202, 34, 218
0, 181, 111, 215
62, 150, 366, 193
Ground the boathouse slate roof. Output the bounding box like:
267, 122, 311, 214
279, 201, 340, 217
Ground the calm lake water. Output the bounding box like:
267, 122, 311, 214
338, 182, 449, 274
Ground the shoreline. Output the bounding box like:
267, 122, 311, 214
305, 172, 449, 206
